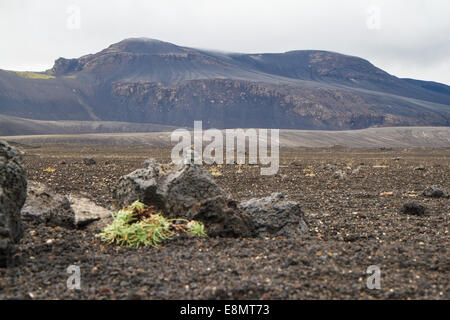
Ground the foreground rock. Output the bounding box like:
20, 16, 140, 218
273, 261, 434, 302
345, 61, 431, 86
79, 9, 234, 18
190, 196, 252, 238
400, 201, 427, 216
22, 182, 75, 228
114, 161, 224, 215
239, 193, 308, 238
67, 194, 112, 228
22, 182, 111, 229
114, 160, 252, 237
423, 186, 448, 198
112, 164, 162, 210
0, 141, 27, 267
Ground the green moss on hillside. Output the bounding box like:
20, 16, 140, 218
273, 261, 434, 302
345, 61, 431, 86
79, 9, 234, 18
7, 70, 55, 79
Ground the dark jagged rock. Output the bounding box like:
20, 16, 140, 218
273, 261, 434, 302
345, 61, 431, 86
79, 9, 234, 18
162, 163, 225, 219
114, 159, 225, 217
423, 186, 447, 198
400, 201, 427, 215
190, 196, 251, 238
0, 141, 27, 267
239, 193, 308, 238
112, 163, 164, 211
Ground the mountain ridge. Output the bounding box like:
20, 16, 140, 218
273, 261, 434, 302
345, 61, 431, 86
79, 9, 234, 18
0, 37, 448, 131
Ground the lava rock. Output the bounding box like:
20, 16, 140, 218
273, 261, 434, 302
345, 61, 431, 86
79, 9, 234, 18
239, 193, 308, 238
113, 159, 224, 218
0, 141, 27, 267
423, 186, 447, 198
190, 196, 251, 238
22, 182, 111, 229
83, 157, 96, 165
22, 182, 76, 229
400, 201, 427, 215
112, 162, 165, 211
162, 163, 225, 219
67, 194, 112, 228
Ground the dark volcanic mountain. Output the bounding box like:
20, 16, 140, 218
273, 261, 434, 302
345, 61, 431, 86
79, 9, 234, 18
0, 38, 449, 130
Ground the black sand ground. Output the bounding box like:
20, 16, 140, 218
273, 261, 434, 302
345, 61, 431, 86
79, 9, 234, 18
1, 145, 448, 299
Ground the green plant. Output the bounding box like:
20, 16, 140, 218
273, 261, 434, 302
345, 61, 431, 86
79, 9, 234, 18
96, 201, 206, 248
7, 70, 55, 79
186, 220, 207, 236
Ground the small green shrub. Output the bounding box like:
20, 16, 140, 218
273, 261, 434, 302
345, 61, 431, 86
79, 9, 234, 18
96, 201, 206, 248
186, 220, 207, 236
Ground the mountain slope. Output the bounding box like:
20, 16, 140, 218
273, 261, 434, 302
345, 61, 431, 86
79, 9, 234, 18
2, 127, 449, 148
0, 115, 178, 136
0, 38, 448, 130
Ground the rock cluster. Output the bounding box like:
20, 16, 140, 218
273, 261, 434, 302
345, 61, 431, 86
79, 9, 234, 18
22, 182, 111, 229
113, 159, 308, 238
113, 161, 248, 237
0, 141, 27, 267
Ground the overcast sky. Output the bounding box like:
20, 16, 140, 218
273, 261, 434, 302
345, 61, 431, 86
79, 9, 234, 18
1, 0, 449, 84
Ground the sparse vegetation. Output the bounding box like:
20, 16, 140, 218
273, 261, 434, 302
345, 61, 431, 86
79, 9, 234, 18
209, 166, 222, 176
96, 201, 206, 248
7, 70, 55, 79
186, 220, 207, 236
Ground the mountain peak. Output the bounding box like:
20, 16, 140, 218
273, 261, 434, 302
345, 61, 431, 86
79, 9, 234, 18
48, 38, 186, 76
103, 37, 184, 55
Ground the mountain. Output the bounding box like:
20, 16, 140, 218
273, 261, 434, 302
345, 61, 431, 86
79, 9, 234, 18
0, 38, 449, 131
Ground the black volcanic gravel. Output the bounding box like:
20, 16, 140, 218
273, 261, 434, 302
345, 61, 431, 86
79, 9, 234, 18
0, 145, 448, 299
